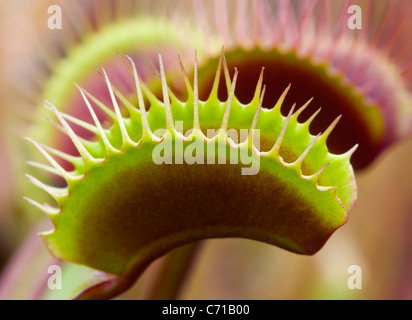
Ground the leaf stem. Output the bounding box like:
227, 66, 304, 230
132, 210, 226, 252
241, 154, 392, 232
146, 241, 203, 300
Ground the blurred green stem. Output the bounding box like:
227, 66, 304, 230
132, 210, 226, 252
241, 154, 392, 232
147, 242, 203, 300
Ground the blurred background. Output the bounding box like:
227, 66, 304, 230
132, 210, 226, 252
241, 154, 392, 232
0, 0, 411, 299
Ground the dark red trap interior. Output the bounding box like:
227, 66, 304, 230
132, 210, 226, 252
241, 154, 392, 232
199, 55, 382, 170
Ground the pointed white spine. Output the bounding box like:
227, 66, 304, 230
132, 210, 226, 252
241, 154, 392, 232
25, 174, 66, 199
252, 67, 265, 104
222, 53, 232, 96
209, 47, 224, 100
341, 144, 359, 160
29, 140, 79, 164
45, 101, 93, 162
319, 114, 342, 144
272, 84, 291, 110
43, 113, 66, 134
220, 68, 239, 131
156, 47, 174, 129
76, 86, 116, 120
54, 110, 99, 135
75, 83, 117, 153
292, 97, 314, 120
103, 79, 137, 115
178, 54, 193, 97
269, 103, 296, 157
23, 197, 60, 215
290, 133, 321, 167
150, 62, 180, 104
249, 85, 266, 140
27, 161, 60, 176
304, 162, 330, 181
126, 55, 152, 137
102, 68, 135, 147
119, 53, 160, 110
25, 137, 75, 181
304, 107, 322, 127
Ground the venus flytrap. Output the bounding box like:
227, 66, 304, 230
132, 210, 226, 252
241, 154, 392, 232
1, 0, 411, 301
25, 49, 357, 299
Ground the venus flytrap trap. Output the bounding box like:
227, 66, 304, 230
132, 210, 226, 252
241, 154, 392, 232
25, 0, 412, 176
193, 0, 412, 170
19, 1, 412, 236
24, 49, 357, 299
